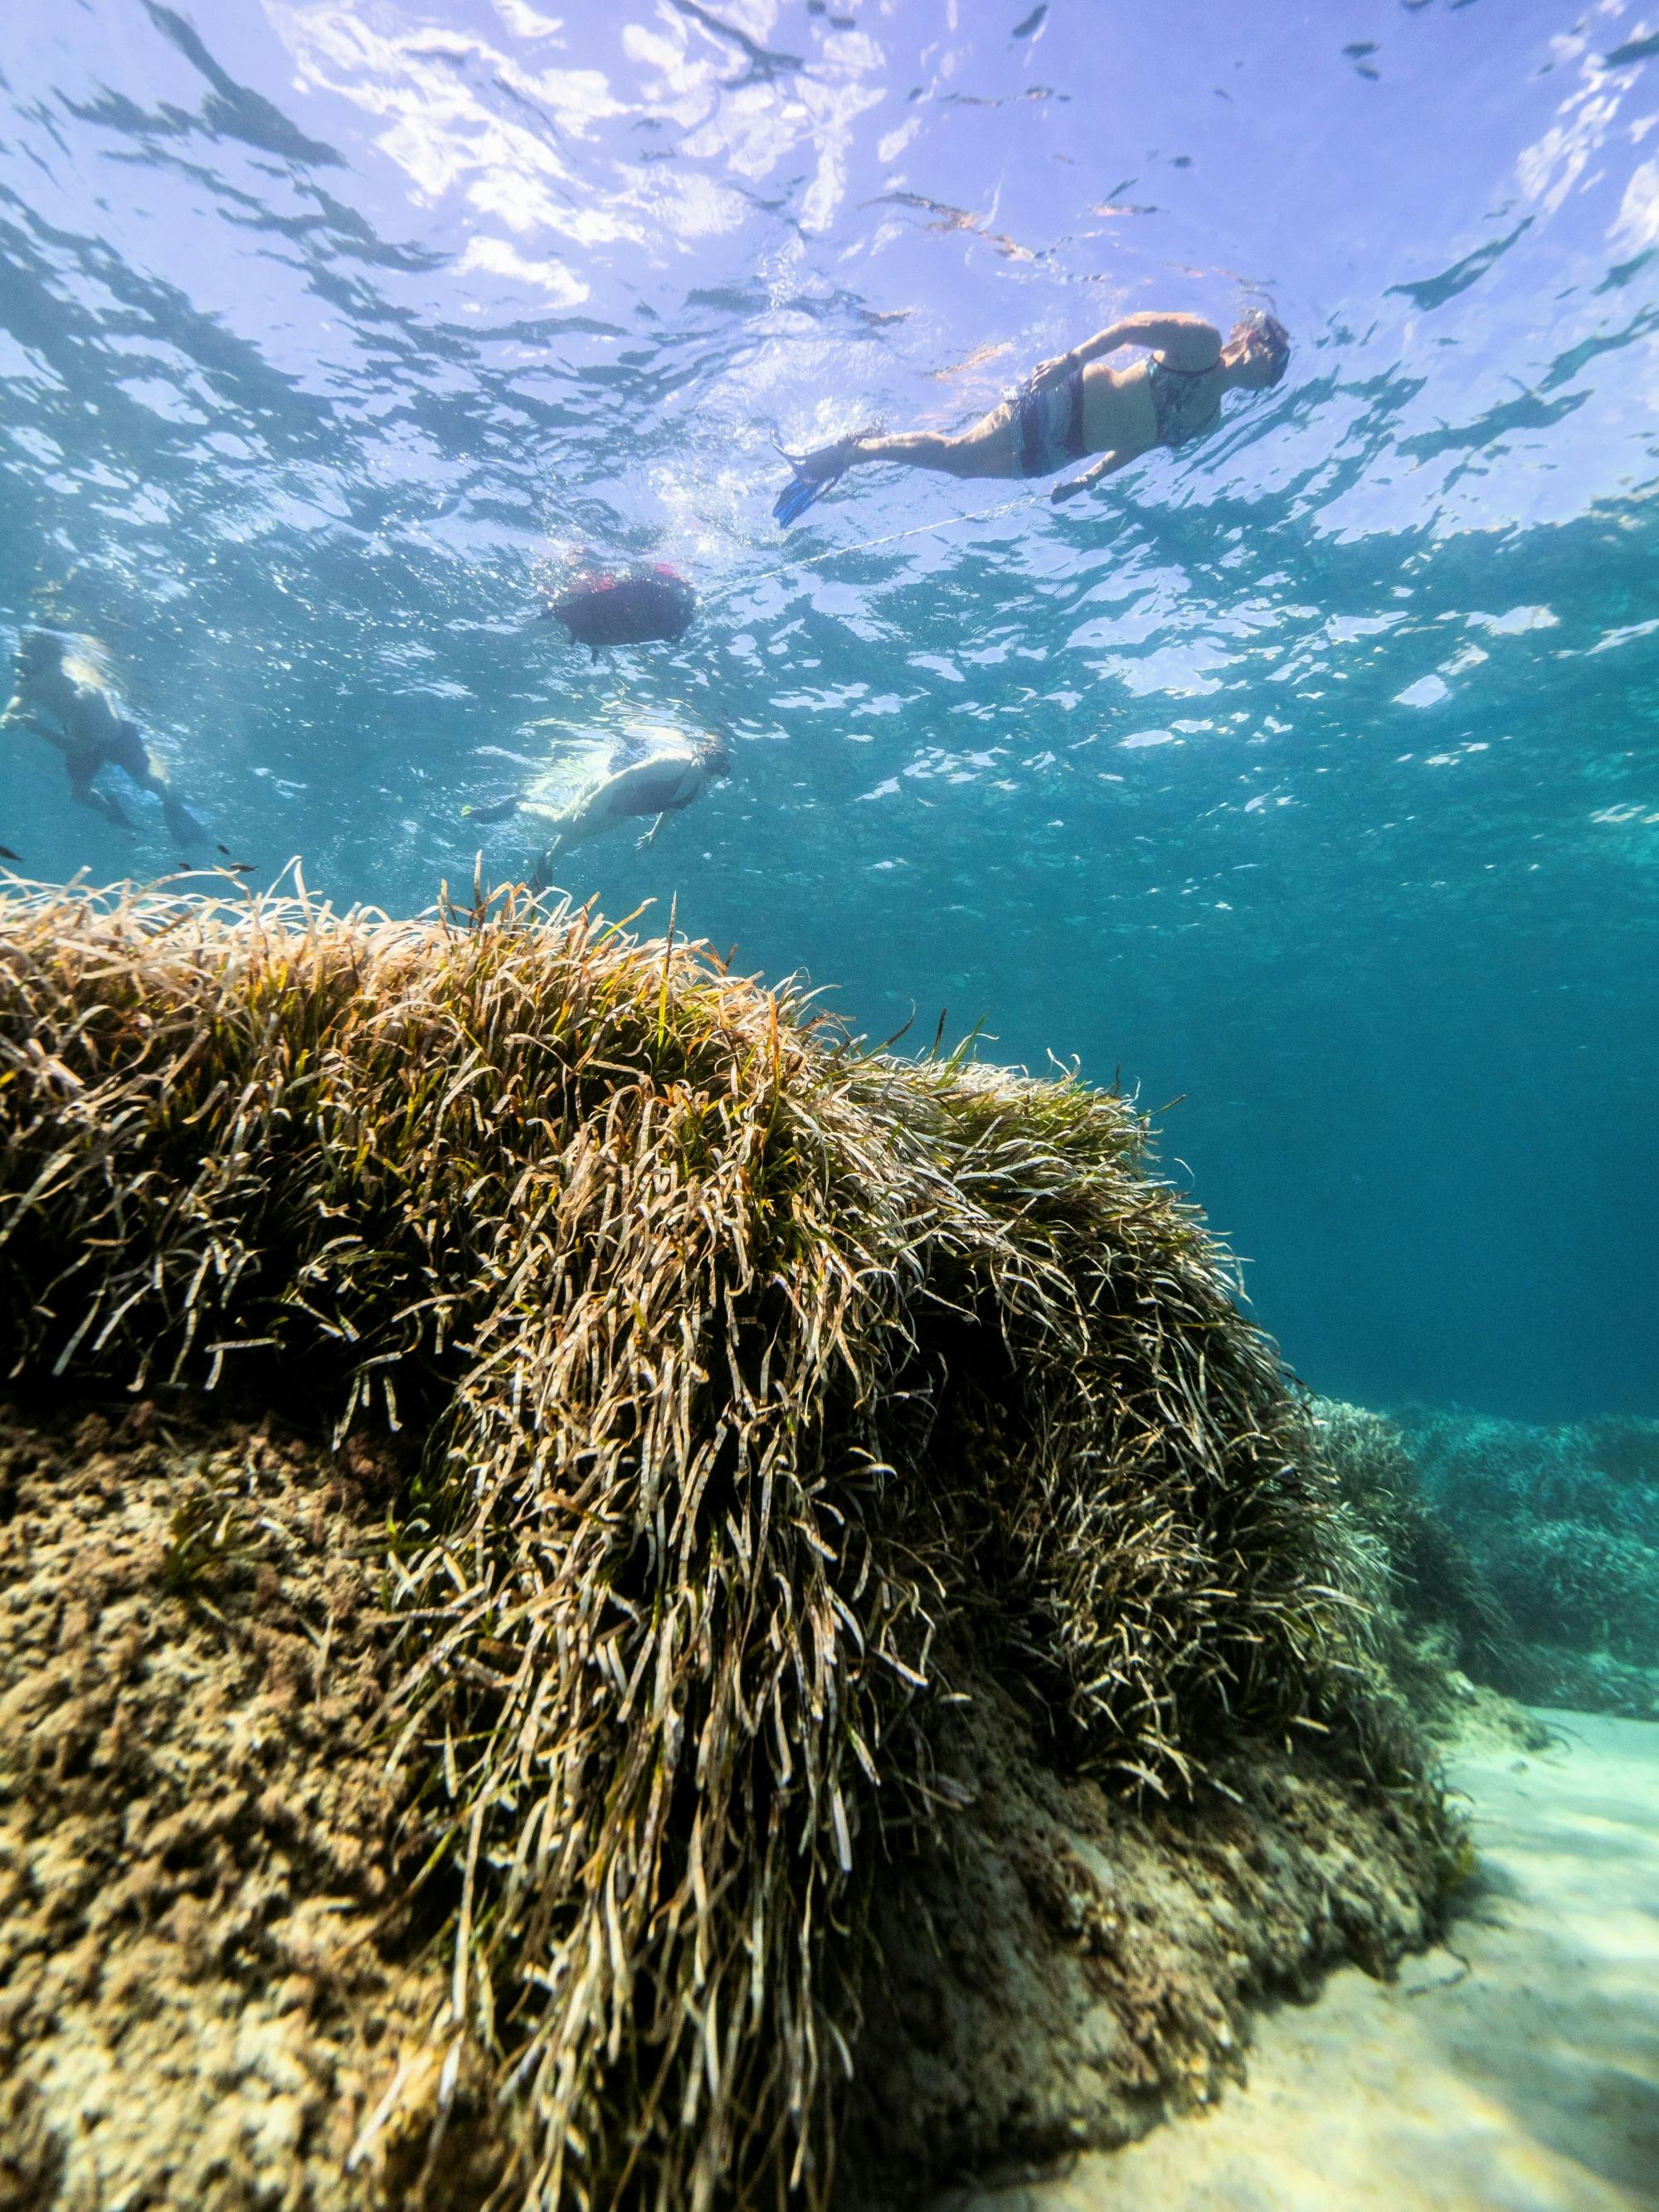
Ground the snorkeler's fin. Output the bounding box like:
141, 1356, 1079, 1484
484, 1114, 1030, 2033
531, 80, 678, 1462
529, 839, 563, 897
771, 431, 861, 527
163, 795, 209, 845
773, 469, 836, 527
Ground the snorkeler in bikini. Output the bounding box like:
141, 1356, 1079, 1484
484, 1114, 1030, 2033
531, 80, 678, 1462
463, 723, 731, 888
2, 628, 208, 845
773, 308, 1290, 524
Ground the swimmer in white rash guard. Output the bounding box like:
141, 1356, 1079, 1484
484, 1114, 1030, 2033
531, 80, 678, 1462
464, 724, 732, 888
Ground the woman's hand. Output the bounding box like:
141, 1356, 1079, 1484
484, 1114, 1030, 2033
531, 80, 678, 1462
1027, 348, 1077, 391
1050, 453, 1112, 502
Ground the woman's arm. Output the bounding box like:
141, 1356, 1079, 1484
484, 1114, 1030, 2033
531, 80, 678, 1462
1040, 311, 1222, 383
0, 702, 66, 752
1049, 449, 1136, 503
2, 691, 60, 733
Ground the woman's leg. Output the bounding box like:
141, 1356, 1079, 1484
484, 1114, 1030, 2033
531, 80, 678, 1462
66, 756, 134, 830
850, 404, 1017, 479
112, 726, 207, 844
794, 403, 1017, 483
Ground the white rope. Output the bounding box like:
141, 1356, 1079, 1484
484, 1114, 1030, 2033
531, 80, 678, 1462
706, 491, 1040, 605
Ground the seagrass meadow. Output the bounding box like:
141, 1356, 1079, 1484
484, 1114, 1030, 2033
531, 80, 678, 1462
0, 882, 1458, 2212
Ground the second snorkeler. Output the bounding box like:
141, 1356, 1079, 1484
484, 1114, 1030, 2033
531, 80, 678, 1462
775, 307, 1289, 523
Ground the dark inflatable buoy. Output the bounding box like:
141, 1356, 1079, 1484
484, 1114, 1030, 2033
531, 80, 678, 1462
542, 562, 697, 654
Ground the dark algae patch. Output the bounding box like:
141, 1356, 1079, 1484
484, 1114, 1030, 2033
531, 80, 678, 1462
0, 1404, 503, 2210
0, 883, 1460, 2210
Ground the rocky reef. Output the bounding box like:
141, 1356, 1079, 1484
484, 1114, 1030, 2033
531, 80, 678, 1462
1400, 1407, 1659, 1717
0, 884, 1457, 2211
1308, 1398, 1659, 1722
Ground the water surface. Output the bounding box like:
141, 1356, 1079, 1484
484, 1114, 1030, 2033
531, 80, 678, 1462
2, 0, 1657, 1416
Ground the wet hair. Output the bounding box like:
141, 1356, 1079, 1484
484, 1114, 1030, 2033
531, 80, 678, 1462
16, 626, 111, 693
1230, 309, 1291, 383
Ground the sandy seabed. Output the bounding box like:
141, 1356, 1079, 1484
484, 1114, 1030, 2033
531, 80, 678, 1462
957, 1712, 1659, 2212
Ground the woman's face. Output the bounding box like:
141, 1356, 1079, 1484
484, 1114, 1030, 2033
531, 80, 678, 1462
1228, 332, 1286, 389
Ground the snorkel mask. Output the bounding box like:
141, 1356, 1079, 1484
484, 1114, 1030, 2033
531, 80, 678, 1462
1237, 306, 1291, 379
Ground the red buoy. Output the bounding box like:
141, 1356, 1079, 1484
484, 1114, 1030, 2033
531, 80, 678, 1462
541, 562, 697, 654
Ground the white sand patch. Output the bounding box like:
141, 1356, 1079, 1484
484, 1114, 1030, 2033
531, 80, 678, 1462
956, 1712, 1659, 2212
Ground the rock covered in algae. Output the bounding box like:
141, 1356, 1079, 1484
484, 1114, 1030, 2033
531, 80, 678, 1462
0, 1407, 504, 2210
1318, 1398, 1659, 1720
0, 883, 1457, 2212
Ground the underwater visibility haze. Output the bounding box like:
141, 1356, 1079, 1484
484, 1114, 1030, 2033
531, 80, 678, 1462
2, 0, 1657, 1422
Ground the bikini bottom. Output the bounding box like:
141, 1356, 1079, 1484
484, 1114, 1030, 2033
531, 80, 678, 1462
1014, 363, 1087, 478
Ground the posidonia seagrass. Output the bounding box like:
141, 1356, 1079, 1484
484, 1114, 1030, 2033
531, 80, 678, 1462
0, 879, 1435, 2212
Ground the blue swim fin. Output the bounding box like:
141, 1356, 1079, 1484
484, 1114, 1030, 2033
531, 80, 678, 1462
773, 469, 834, 527
771, 431, 858, 528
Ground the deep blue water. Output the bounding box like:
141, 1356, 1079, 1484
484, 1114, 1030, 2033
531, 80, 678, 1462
2, 0, 1657, 1421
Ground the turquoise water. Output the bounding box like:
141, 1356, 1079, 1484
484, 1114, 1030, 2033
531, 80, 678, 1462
2, 0, 1657, 1420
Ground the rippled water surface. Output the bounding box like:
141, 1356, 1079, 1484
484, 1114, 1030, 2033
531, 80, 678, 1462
2, 0, 1657, 1417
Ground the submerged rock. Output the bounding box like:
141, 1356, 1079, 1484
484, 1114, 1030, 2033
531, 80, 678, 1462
0, 1407, 497, 2210
1315, 1398, 1659, 1723
0, 883, 1457, 2210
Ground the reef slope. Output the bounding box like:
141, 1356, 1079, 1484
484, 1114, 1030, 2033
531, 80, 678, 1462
952, 1711, 1659, 2212
0, 885, 1456, 2210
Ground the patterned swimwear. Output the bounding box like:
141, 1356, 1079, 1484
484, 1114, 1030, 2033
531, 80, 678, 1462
1146, 355, 1222, 447
1014, 363, 1087, 478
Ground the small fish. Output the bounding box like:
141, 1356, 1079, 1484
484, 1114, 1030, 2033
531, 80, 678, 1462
0, 844, 21, 863
216, 842, 232, 855
225, 862, 256, 874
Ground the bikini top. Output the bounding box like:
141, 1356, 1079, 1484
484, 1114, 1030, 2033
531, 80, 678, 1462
1146, 355, 1222, 448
